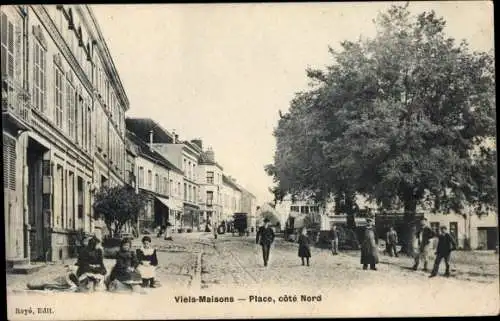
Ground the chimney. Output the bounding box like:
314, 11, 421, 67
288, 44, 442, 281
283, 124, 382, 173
172, 129, 176, 144
205, 147, 215, 162
191, 139, 203, 150
149, 130, 153, 150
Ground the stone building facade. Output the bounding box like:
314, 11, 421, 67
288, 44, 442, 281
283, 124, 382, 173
2, 5, 128, 266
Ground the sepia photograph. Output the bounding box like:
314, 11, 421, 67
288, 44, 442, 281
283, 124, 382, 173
3, 1, 498, 319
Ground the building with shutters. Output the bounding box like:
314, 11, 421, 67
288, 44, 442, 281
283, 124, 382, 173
150, 131, 203, 232
125, 118, 185, 232
221, 174, 242, 223
239, 187, 257, 232
2, 5, 128, 267
126, 130, 184, 233
198, 147, 224, 229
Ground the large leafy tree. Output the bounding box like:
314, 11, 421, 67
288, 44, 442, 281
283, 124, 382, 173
267, 4, 496, 254
93, 185, 149, 237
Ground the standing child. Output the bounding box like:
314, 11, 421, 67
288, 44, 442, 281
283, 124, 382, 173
298, 227, 312, 266
329, 225, 339, 255
386, 226, 399, 257
136, 236, 159, 288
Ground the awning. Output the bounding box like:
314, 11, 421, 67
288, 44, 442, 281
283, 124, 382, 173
155, 196, 174, 209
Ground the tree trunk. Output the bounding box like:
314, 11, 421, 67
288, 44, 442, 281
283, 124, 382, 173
106, 224, 113, 238
345, 192, 357, 230
114, 222, 123, 237
400, 198, 417, 256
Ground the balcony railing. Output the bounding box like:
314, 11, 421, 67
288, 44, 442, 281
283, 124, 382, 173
2, 76, 31, 128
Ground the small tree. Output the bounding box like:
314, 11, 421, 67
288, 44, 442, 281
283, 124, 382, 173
93, 185, 148, 238
259, 210, 280, 225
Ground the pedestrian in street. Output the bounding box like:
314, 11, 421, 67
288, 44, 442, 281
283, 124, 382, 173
107, 238, 143, 292
136, 236, 160, 288
75, 236, 107, 292
298, 227, 312, 266
360, 218, 379, 271
256, 218, 275, 267
412, 218, 435, 272
386, 226, 399, 257
329, 225, 339, 255
429, 226, 457, 278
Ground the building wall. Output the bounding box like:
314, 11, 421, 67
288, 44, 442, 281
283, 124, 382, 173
168, 170, 184, 229
221, 179, 242, 222
2, 5, 129, 262
198, 163, 223, 226
424, 210, 498, 250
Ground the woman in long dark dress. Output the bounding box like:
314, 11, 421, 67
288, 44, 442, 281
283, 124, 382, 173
360, 218, 379, 270
108, 238, 142, 292
136, 236, 159, 288
75, 237, 107, 292
298, 227, 312, 266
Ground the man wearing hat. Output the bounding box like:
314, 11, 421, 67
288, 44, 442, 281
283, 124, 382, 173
256, 218, 275, 267
360, 217, 379, 271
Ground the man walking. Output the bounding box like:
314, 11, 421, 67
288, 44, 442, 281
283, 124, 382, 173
430, 226, 457, 278
329, 225, 339, 255
386, 226, 399, 257
412, 218, 435, 271
256, 218, 275, 267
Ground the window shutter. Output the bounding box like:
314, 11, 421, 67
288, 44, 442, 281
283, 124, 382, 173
14, 18, 21, 80
7, 17, 14, 78
3, 135, 17, 191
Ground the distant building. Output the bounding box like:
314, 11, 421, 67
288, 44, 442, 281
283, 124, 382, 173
125, 121, 184, 233
150, 133, 203, 231
222, 174, 242, 222
239, 187, 257, 231
198, 147, 224, 228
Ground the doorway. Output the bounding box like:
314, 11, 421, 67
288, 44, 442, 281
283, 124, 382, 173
27, 138, 49, 261
478, 227, 498, 250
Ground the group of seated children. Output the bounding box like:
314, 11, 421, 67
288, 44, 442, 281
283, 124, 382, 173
71, 235, 159, 292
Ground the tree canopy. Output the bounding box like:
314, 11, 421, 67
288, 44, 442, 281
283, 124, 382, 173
266, 4, 496, 253
93, 185, 149, 237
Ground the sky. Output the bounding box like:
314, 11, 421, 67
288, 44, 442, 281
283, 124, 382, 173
91, 2, 493, 206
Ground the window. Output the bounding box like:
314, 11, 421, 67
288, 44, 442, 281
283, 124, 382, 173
66, 80, 75, 138
169, 179, 173, 196
207, 171, 214, 184
290, 206, 299, 212
138, 166, 144, 188
184, 183, 187, 201
1, 12, 15, 79
188, 185, 192, 202
207, 191, 214, 206
87, 104, 91, 151
147, 170, 152, 189
449, 222, 458, 241
193, 186, 197, 202
430, 222, 440, 235
154, 174, 159, 192
33, 37, 46, 111
177, 182, 181, 197
53, 65, 65, 127
163, 177, 168, 195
